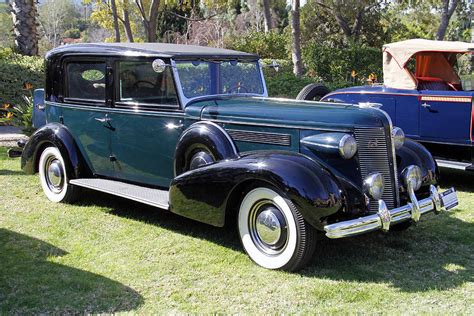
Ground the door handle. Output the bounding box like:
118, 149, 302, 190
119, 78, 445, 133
37, 104, 45, 111
421, 102, 431, 108
95, 117, 111, 123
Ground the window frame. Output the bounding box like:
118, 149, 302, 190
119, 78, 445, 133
113, 57, 181, 111
62, 57, 110, 107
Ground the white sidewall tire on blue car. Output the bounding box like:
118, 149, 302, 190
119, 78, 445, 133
238, 187, 317, 271
38, 146, 79, 203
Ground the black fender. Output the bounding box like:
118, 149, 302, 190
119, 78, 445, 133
174, 121, 238, 176
396, 139, 438, 199
21, 123, 91, 179
169, 151, 343, 230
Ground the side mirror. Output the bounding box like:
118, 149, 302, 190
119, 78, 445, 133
261, 60, 280, 72
152, 59, 167, 73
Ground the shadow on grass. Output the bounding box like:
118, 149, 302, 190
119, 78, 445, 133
0, 228, 143, 313
0, 169, 25, 176
439, 168, 474, 193
76, 189, 473, 293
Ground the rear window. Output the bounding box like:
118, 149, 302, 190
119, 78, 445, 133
66, 62, 106, 102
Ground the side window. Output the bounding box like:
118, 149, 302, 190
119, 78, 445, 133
118, 60, 178, 107
66, 62, 106, 102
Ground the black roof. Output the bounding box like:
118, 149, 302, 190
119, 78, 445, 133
46, 43, 259, 60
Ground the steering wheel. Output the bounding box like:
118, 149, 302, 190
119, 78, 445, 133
133, 80, 156, 89
227, 83, 249, 94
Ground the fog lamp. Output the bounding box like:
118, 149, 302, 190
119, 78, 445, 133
363, 172, 384, 200
402, 165, 422, 191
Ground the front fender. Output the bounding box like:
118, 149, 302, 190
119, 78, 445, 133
169, 151, 343, 230
21, 123, 91, 178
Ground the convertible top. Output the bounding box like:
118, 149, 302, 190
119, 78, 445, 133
46, 43, 258, 60
383, 39, 474, 89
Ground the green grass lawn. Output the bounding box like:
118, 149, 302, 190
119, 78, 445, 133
0, 147, 473, 313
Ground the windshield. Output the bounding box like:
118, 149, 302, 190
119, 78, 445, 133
175, 60, 264, 99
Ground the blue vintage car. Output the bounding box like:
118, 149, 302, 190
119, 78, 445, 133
15, 43, 458, 271
300, 39, 474, 171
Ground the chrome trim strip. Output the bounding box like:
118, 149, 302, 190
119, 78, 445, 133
226, 129, 291, 146
414, 138, 473, 147
47, 101, 186, 118
201, 118, 352, 132
324, 185, 454, 239
373, 107, 400, 206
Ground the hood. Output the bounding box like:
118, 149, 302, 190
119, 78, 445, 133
191, 97, 388, 131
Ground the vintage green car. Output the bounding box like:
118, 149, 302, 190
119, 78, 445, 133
18, 43, 458, 271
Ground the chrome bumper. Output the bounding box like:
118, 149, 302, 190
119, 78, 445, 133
324, 185, 457, 239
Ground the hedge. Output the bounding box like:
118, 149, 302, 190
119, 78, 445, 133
0, 48, 44, 107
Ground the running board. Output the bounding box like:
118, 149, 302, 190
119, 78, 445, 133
69, 178, 169, 209
436, 159, 473, 171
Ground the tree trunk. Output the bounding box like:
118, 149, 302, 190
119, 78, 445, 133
11, 0, 38, 56
436, 0, 458, 40
291, 0, 302, 77
262, 0, 273, 33
122, 0, 134, 42
110, 0, 121, 42
146, 0, 160, 42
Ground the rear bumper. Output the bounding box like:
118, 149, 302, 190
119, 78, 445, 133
324, 185, 457, 239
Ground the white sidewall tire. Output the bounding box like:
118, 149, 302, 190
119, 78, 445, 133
238, 187, 298, 270
39, 147, 69, 203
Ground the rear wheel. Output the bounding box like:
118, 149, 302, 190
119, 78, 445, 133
38, 146, 80, 203
238, 187, 316, 271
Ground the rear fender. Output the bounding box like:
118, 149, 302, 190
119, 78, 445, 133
169, 151, 343, 230
21, 123, 91, 178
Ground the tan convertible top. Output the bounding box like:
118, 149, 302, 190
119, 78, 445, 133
382, 39, 474, 89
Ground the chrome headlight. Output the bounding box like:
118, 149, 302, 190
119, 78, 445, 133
392, 126, 405, 150
402, 165, 422, 191
339, 134, 357, 159
363, 172, 384, 200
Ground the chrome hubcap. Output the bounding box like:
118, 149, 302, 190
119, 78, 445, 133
249, 201, 288, 255
189, 151, 214, 170
45, 158, 64, 192
256, 208, 282, 245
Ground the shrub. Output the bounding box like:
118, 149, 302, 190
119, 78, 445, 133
64, 28, 81, 39
225, 31, 289, 59
303, 43, 382, 86
0, 93, 35, 135
0, 48, 44, 107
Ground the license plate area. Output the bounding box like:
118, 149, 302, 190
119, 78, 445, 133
440, 187, 458, 211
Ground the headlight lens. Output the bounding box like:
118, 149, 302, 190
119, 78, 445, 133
392, 126, 405, 150
402, 165, 422, 191
339, 134, 357, 159
363, 172, 384, 200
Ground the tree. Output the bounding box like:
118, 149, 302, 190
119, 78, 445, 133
436, 0, 459, 40
134, 0, 160, 42
314, 0, 379, 43
38, 0, 80, 48
11, 0, 38, 55
290, 0, 302, 77
110, 0, 121, 42
261, 0, 273, 33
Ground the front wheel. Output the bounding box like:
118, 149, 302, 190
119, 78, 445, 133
38, 146, 80, 203
238, 187, 317, 271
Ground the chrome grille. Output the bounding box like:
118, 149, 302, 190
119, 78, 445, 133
227, 129, 291, 146
354, 127, 398, 211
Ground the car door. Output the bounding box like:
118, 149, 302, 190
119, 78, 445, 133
107, 58, 184, 188
418, 90, 472, 144
59, 58, 115, 178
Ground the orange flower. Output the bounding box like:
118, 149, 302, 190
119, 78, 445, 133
6, 112, 13, 119
2, 103, 10, 110
351, 70, 357, 78
23, 82, 33, 90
